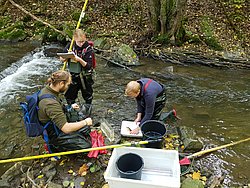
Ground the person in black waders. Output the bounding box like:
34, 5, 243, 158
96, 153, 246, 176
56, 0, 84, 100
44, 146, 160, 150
60, 29, 94, 116
125, 78, 166, 134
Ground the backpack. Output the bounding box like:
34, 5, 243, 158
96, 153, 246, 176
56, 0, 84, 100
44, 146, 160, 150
20, 91, 58, 137
20, 91, 60, 154
83, 41, 96, 69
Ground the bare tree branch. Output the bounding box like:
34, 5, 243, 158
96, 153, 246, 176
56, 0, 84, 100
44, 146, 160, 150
8, 0, 68, 38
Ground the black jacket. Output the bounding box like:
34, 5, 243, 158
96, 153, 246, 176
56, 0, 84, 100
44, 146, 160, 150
64, 41, 93, 70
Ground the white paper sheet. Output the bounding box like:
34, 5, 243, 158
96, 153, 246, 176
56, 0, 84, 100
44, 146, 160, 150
120, 120, 143, 138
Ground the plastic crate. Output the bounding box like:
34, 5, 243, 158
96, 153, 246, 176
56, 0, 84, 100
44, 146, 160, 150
104, 147, 180, 188
68, 61, 82, 73
100, 119, 115, 142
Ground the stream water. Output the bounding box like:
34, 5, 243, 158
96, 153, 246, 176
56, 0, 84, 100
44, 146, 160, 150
0, 42, 249, 187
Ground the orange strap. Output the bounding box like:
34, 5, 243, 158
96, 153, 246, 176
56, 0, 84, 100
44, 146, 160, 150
144, 79, 153, 92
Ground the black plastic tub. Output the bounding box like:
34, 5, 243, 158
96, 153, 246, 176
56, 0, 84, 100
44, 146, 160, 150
141, 120, 166, 148
116, 153, 144, 180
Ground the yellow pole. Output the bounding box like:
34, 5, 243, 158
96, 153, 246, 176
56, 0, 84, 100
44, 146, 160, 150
62, 0, 90, 70
188, 137, 250, 159
0, 141, 149, 164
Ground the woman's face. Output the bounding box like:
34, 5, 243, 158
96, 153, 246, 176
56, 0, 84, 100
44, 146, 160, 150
127, 90, 140, 98
75, 35, 86, 47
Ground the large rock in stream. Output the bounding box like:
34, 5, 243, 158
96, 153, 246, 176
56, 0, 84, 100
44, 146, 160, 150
178, 126, 203, 153
113, 44, 140, 66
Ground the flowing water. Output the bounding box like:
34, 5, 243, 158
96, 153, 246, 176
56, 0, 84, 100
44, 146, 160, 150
0, 42, 249, 187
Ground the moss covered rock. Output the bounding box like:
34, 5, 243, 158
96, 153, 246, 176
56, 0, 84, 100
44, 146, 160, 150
113, 43, 140, 66
181, 177, 204, 188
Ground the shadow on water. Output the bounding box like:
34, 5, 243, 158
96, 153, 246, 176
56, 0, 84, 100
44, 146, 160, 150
0, 43, 249, 187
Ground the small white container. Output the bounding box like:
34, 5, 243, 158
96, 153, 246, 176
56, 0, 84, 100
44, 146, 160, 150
104, 147, 180, 188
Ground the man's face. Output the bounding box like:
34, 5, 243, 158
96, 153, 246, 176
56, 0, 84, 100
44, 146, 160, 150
75, 35, 86, 47
59, 78, 72, 93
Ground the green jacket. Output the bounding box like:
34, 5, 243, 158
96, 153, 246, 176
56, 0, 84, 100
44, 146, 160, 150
38, 85, 67, 129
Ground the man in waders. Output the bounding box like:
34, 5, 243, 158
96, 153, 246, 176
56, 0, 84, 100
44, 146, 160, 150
60, 29, 94, 116
38, 70, 92, 152
125, 78, 166, 134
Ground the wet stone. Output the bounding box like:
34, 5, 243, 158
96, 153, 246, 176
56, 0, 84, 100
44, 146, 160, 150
74, 177, 86, 188
45, 168, 57, 181
44, 47, 63, 57
181, 177, 204, 188
47, 182, 63, 188
0, 179, 10, 188
41, 163, 56, 174
1, 162, 22, 182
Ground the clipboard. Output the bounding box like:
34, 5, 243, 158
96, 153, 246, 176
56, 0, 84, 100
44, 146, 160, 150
57, 52, 75, 59
120, 121, 143, 138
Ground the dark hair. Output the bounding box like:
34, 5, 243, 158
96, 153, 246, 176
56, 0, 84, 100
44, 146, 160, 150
47, 70, 71, 86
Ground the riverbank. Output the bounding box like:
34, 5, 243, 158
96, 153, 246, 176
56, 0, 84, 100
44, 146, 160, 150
0, 0, 249, 69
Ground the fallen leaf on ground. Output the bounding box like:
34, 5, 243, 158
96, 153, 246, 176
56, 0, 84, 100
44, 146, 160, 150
59, 159, 67, 166
102, 183, 109, 188
78, 163, 89, 176
37, 174, 44, 179
192, 171, 201, 180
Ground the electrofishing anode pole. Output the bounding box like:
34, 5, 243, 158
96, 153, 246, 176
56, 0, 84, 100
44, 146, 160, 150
0, 140, 162, 164
62, 0, 89, 71
179, 137, 250, 165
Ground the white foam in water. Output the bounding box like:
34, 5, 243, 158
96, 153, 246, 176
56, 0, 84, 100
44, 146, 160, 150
0, 48, 61, 105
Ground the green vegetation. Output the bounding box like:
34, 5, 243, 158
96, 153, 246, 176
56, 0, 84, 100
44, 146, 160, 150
201, 17, 223, 51
118, 2, 133, 14
0, 16, 12, 28
155, 34, 170, 44
0, 21, 27, 40
0, 0, 248, 57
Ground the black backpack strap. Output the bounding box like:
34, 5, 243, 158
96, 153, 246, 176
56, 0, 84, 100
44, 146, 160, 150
82, 45, 93, 56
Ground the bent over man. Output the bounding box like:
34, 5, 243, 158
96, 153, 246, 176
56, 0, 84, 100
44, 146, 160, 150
38, 70, 92, 152
125, 78, 166, 134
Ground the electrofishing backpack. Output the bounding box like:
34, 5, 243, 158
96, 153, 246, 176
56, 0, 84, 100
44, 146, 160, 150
20, 91, 58, 138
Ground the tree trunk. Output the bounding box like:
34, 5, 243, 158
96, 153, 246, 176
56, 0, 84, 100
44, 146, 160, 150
145, 0, 161, 32
146, 0, 187, 44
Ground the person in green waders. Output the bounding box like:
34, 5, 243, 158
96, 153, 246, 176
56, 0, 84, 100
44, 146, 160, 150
38, 70, 93, 152
60, 29, 94, 116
